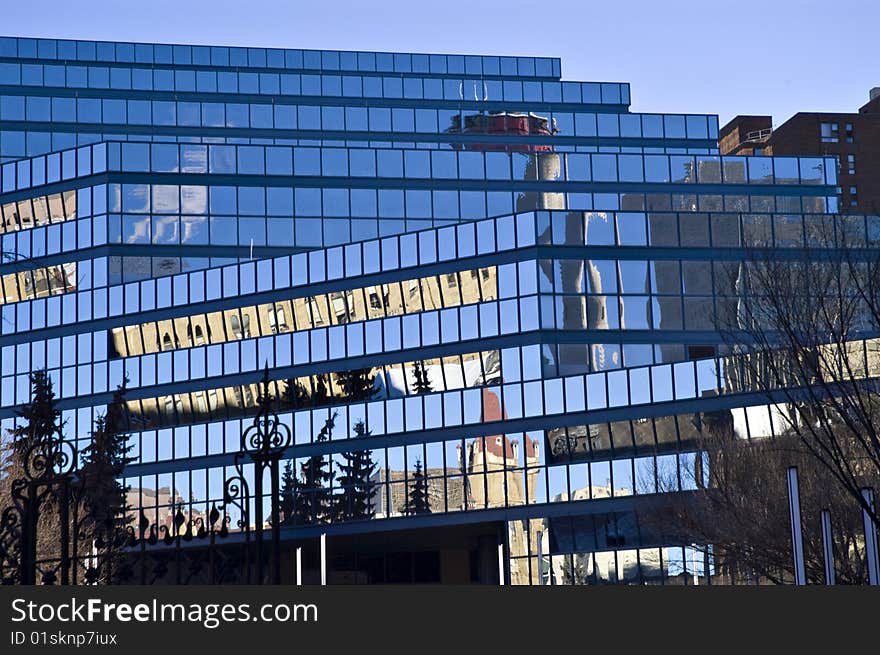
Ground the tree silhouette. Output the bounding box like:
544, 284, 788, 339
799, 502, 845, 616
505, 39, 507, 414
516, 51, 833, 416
335, 368, 376, 401
282, 378, 310, 409
654, 411, 875, 584
279, 460, 296, 525
714, 233, 880, 533
292, 413, 336, 525
405, 459, 431, 515
333, 421, 377, 521
8, 370, 63, 452
1, 371, 66, 582
411, 361, 433, 395
312, 375, 330, 406
77, 380, 134, 582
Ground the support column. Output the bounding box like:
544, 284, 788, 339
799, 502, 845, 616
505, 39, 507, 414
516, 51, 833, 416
498, 543, 505, 586
320, 533, 327, 586
862, 489, 879, 585
787, 467, 806, 585
820, 510, 835, 585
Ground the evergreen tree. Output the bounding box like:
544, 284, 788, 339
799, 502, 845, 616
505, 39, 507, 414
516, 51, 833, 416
9, 370, 63, 452
1, 371, 67, 583
312, 375, 330, 406
335, 367, 376, 401
282, 378, 310, 409
292, 413, 336, 525
411, 361, 433, 395
405, 459, 431, 515
333, 421, 377, 521
78, 380, 135, 582
279, 460, 296, 525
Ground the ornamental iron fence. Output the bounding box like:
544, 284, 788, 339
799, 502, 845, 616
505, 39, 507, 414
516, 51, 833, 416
0, 369, 289, 585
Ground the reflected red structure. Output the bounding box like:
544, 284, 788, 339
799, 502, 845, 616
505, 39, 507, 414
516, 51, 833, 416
447, 111, 558, 152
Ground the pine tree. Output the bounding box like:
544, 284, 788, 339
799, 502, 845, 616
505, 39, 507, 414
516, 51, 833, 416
279, 460, 296, 525
411, 361, 433, 395
312, 375, 330, 406
292, 413, 336, 525
282, 378, 310, 409
9, 369, 63, 451
1, 371, 67, 583
78, 380, 134, 582
335, 367, 376, 401
333, 421, 377, 521
405, 459, 431, 515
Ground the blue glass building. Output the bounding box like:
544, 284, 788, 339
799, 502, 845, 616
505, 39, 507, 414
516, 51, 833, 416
1, 36, 868, 584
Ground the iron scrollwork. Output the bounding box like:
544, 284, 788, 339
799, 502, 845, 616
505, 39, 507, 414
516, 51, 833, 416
1, 367, 291, 585
0, 435, 78, 585
220, 366, 293, 584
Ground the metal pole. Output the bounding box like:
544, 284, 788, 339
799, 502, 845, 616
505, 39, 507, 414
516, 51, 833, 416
497, 542, 505, 586
254, 464, 264, 584
820, 510, 835, 585
320, 533, 327, 586
59, 481, 70, 585
862, 488, 879, 586
536, 530, 543, 586
787, 467, 806, 585
296, 547, 302, 586
269, 461, 281, 585
21, 482, 38, 585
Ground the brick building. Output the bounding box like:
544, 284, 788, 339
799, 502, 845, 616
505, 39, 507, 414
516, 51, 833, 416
720, 88, 880, 212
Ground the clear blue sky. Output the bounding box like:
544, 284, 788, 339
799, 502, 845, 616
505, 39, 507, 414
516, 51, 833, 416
2, 0, 877, 127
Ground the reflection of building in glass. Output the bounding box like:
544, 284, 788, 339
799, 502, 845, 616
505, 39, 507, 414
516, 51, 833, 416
125, 486, 207, 531
721, 89, 880, 213
0, 36, 857, 584
448, 111, 558, 150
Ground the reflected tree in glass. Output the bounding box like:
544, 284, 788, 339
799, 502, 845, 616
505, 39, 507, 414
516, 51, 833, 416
404, 459, 431, 515
335, 367, 377, 401
411, 360, 433, 394
333, 420, 378, 522
292, 413, 336, 525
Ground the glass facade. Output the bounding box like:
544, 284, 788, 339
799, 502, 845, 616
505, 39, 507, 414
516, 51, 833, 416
0, 36, 871, 584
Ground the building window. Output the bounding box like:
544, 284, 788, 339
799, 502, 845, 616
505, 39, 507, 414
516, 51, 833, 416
846, 154, 856, 174
234, 385, 254, 408
820, 122, 839, 142
849, 186, 858, 207
845, 123, 854, 143
331, 292, 354, 323
163, 394, 183, 416
605, 516, 626, 547
308, 297, 324, 325
446, 273, 458, 288
268, 305, 288, 333
195, 389, 218, 413
367, 285, 382, 310
229, 313, 250, 339
332, 295, 348, 323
